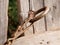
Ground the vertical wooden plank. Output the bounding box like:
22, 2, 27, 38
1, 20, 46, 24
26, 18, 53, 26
31, 0, 45, 33
0, 0, 9, 45
44, 0, 60, 31
17, 0, 33, 36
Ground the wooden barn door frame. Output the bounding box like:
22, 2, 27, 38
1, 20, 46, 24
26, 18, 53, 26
0, 0, 9, 45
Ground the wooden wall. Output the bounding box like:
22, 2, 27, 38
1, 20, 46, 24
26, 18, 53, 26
0, 0, 60, 44
12, 0, 60, 45
0, 0, 9, 45
17, 0, 60, 36
7, 0, 60, 45
44, 0, 60, 31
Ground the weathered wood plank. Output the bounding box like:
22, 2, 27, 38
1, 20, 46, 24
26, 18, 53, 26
31, 0, 45, 33
18, 0, 33, 36
12, 30, 60, 45
44, 0, 60, 31
0, 0, 9, 45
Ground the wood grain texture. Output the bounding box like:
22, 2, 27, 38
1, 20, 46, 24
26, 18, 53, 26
44, 0, 60, 31
12, 30, 60, 45
0, 0, 8, 45
31, 0, 45, 33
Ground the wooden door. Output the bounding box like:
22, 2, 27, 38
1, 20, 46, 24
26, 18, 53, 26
17, 0, 60, 35
12, 0, 60, 45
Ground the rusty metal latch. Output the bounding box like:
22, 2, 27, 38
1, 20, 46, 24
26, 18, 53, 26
4, 6, 50, 45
